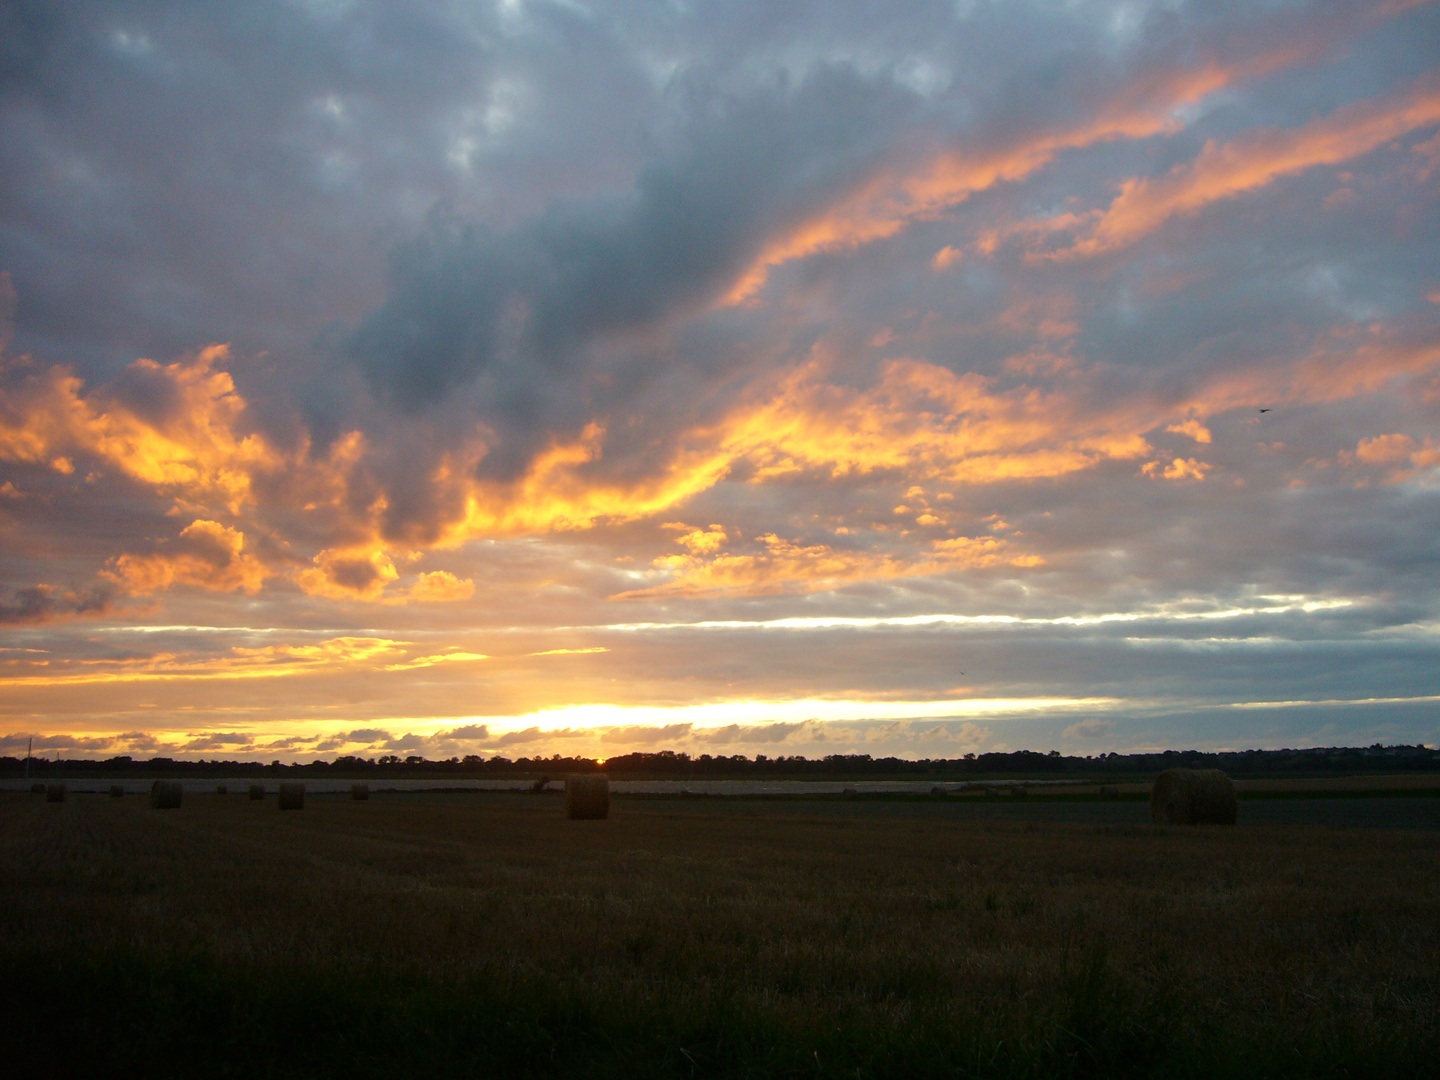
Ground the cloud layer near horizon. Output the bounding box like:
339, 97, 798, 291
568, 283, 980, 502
2, 0, 1439, 759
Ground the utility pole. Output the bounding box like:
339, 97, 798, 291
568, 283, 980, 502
25, 736, 31, 779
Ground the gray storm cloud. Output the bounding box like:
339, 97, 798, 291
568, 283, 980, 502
347, 64, 920, 483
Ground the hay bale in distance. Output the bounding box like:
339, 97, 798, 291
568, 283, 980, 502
46, 783, 66, 803
351, 783, 369, 801
216, 784, 228, 795
109, 784, 124, 798
277, 781, 305, 810
248, 783, 265, 800
30, 782, 46, 795
1150, 768, 1237, 825
841, 787, 859, 799
565, 774, 609, 820
1009, 784, 1028, 798
930, 786, 947, 797
150, 780, 183, 809
1098, 785, 1119, 800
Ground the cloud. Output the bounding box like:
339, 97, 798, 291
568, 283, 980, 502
689, 723, 797, 745
720, 49, 1294, 303
181, 732, 255, 751
383, 650, 490, 672
403, 570, 475, 603
0, 346, 286, 512
487, 726, 589, 748
716, 355, 1152, 487
1142, 457, 1212, 481
297, 548, 399, 601
2, 0, 1439, 759
350, 64, 918, 414
1166, 420, 1213, 445
106, 520, 270, 595
0, 583, 116, 625
931, 245, 963, 270
379, 733, 430, 752
1063, 719, 1116, 739
619, 530, 1039, 600
343, 729, 395, 744
0, 636, 410, 687
1044, 73, 1440, 258
1340, 433, 1440, 483
599, 723, 694, 746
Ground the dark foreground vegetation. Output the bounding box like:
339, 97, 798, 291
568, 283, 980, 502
4, 741, 1438, 781
4, 792, 1438, 1078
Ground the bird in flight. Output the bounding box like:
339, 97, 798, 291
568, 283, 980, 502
1258, 408, 1271, 413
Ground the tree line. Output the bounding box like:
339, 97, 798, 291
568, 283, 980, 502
3, 743, 1437, 779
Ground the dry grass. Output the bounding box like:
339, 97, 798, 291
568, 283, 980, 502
3, 791, 1437, 1076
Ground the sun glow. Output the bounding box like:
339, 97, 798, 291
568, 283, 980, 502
451, 695, 1116, 735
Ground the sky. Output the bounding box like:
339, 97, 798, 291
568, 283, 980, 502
1, 0, 1439, 763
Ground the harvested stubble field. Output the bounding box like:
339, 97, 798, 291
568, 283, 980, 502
3, 791, 1438, 1078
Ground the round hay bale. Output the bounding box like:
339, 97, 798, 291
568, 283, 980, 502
46, 783, 66, 803
1009, 784, 1028, 798
248, 783, 265, 800
150, 780, 182, 809
350, 783, 369, 801
841, 787, 859, 798
1098, 785, 1119, 800
109, 784, 124, 798
564, 774, 609, 820
277, 781, 305, 810
30, 782, 46, 795
216, 784, 228, 795
930, 786, 947, 797
1150, 768, 1236, 825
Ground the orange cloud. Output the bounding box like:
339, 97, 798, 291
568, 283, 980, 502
1355, 433, 1417, 465
1341, 433, 1440, 483
1165, 419, 1214, 444
662, 522, 729, 555
0, 346, 288, 512
297, 547, 399, 601
403, 570, 476, 603
724, 49, 1306, 303
1189, 322, 1440, 414
1142, 457, 1212, 481
719, 355, 1151, 486
105, 519, 270, 595
442, 422, 734, 541
4, 309, 1434, 617
0, 636, 409, 686
617, 530, 1040, 599
1049, 73, 1440, 258
384, 649, 490, 671
931, 245, 963, 270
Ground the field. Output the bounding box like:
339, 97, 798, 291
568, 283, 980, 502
4, 789, 1439, 1078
